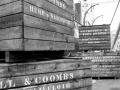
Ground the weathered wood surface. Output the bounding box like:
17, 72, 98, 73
0, 39, 75, 51
0, 59, 91, 78
0, 1, 74, 28
0, 1, 22, 17
24, 0, 74, 21
0, 0, 17, 5
0, 39, 23, 51
0, 69, 91, 89
24, 15, 74, 34
8, 78, 92, 90
0, 13, 23, 29
46, 0, 74, 14
24, 39, 75, 50
0, 26, 22, 40
0, 13, 73, 35
24, 26, 75, 42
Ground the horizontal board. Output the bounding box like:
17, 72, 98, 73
0, 1, 22, 17
0, 0, 17, 5
62, 0, 74, 8
79, 24, 110, 30
46, 0, 74, 14
0, 13, 23, 29
0, 39, 75, 51
0, 26, 22, 40
0, 1, 74, 28
0, 39, 23, 51
8, 78, 92, 90
0, 26, 75, 43
24, 14, 74, 35
24, 0, 74, 21
0, 13, 74, 35
0, 59, 91, 78
24, 39, 75, 51
79, 47, 110, 50
24, 2, 74, 28
0, 69, 91, 89
79, 35, 110, 39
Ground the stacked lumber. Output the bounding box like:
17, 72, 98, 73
0, 58, 92, 90
82, 54, 120, 79
0, 0, 75, 51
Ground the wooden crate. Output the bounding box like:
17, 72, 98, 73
0, 58, 92, 90
0, 0, 75, 51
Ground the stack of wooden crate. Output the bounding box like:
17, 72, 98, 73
82, 54, 120, 79
0, 57, 92, 90
0, 0, 76, 51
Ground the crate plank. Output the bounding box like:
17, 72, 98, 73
0, 26, 22, 40
24, 14, 73, 35
0, 39, 23, 51
24, 39, 75, 50
24, 0, 73, 21
0, 69, 91, 89
24, 26, 66, 42
0, 59, 91, 78
0, 13, 23, 29
8, 78, 92, 90
0, 1, 22, 17
0, 14, 73, 35
0, 0, 17, 5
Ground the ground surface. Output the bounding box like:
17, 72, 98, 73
92, 79, 120, 90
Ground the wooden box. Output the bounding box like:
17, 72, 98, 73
0, 0, 75, 51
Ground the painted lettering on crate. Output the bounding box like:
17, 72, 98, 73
0, 72, 74, 89
48, 0, 66, 9
29, 5, 72, 27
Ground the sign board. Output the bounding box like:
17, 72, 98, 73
79, 24, 111, 50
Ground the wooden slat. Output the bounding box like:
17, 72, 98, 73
46, 0, 74, 14
24, 39, 75, 50
0, 26, 22, 40
0, 13, 23, 29
0, 39, 23, 51
24, 26, 66, 42
0, 0, 17, 5
0, 1, 22, 17
8, 78, 92, 90
0, 59, 91, 78
24, 0, 74, 21
0, 69, 91, 89
24, 14, 73, 35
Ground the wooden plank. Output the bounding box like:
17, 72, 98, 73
24, 3, 74, 28
0, 26, 22, 40
0, 1, 22, 17
24, 39, 75, 50
0, 69, 91, 89
24, 14, 74, 35
0, 59, 91, 78
8, 78, 92, 90
0, 39, 23, 51
0, 0, 17, 5
0, 13, 23, 29
24, 26, 66, 42
24, 0, 74, 21
46, 0, 74, 15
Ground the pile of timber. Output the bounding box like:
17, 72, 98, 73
0, 57, 92, 90
0, 0, 76, 51
82, 54, 120, 79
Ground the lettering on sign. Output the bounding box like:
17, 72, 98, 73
48, 0, 66, 9
21, 83, 70, 90
0, 72, 74, 89
29, 5, 71, 26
